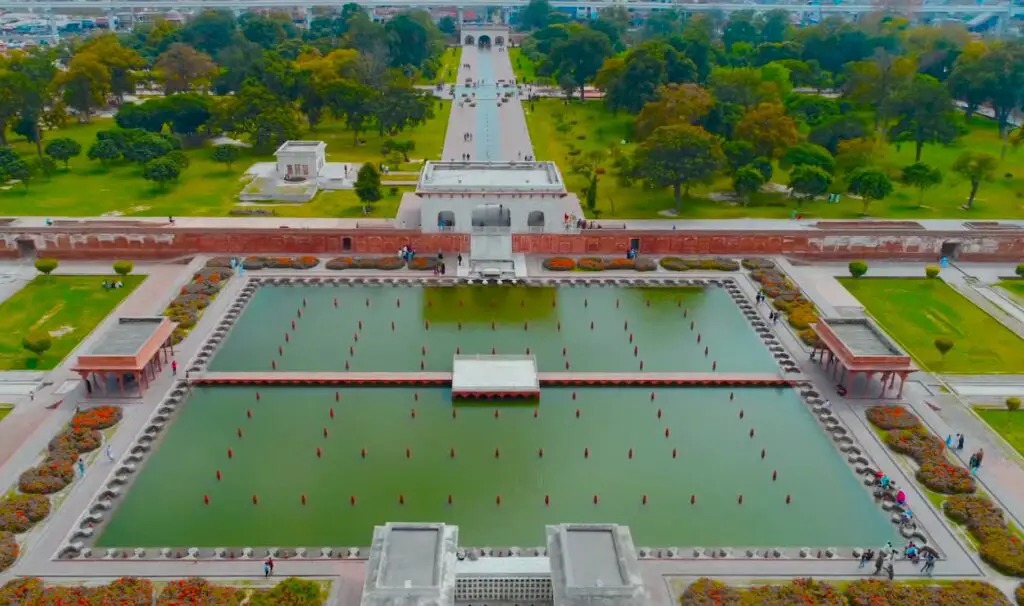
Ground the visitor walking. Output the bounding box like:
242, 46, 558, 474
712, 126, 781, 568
858, 548, 874, 569
945, 434, 953, 448
872, 549, 885, 575
957, 433, 965, 450
77, 457, 85, 477
263, 560, 271, 577
457, 253, 463, 266
921, 550, 936, 576
171, 360, 178, 376
885, 553, 895, 580
105, 444, 114, 463
266, 556, 274, 576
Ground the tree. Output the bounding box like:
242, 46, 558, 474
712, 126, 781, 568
846, 167, 894, 215
53, 52, 111, 122
520, 0, 554, 30
216, 83, 301, 152
34, 257, 58, 277
709, 66, 778, 108
374, 85, 434, 136
211, 144, 240, 170
1008, 397, 1021, 412
125, 133, 175, 164
181, 9, 238, 56
354, 162, 382, 214
113, 261, 134, 275
115, 102, 168, 133
545, 25, 613, 100
77, 34, 144, 102
382, 139, 415, 162
842, 50, 915, 130
163, 94, 214, 137
732, 165, 765, 206
888, 75, 962, 161
1, 155, 32, 189
788, 165, 832, 204
952, 151, 998, 210
900, 162, 943, 208
784, 93, 839, 126
142, 157, 182, 189
933, 336, 954, 360
734, 103, 797, 158
385, 12, 441, 71
154, 43, 218, 94
808, 115, 870, 154
634, 84, 714, 140
22, 334, 51, 361
722, 140, 757, 174
438, 16, 457, 36
44, 138, 82, 170
780, 143, 835, 174
585, 173, 599, 215
633, 124, 723, 211
835, 138, 877, 173
5, 47, 59, 158
950, 42, 1024, 137
88, 138, 121, 168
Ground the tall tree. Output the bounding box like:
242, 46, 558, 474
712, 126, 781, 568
180, 9, 238, 56
788, 165, 832, 204
732, 165, 765, 206
633, 124, 723, 211
842, 50, 915, 130
154, 43, 218, 94
6, 47, 58, 158
900, 162, 943, 208
709, 66, 778, 108
634, 84, 713, 141
780, 142, 835, 174
519, 0, 554, 31
385, 11, 441, 71
734, 103, 798, 158
846, 167, 894, 215
216, 84, 301, 152
77, 34, 144, 101
951, 151, 998, 210
354, 162, 382, 214
888, 74, 962, 161
54, 52, 111, 122
544, 25, 613, 101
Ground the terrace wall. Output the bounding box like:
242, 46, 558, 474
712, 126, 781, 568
0, 226, 1021, 261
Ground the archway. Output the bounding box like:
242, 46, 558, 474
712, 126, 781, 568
437, 210, 456, 230
495, 36, 505, 47
527, 210, 545, 229
478, 35, 491, 48
342, 236, 353, 251
471, 204, 510, 227
464, 35, 475, 45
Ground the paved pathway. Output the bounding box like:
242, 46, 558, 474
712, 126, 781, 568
442, 43, 534, 163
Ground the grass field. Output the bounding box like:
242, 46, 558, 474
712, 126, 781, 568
0, 275, 144, 370
975, 408, 1024, 459
0, 99, 449, 218
998, 280, 1024, 302
525, 99, 1024, 220
509, 48, 548, 84
838, 278, 1024, 374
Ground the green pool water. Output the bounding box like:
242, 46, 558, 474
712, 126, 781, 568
208, 285, 779, 373
97, 386, 897, 548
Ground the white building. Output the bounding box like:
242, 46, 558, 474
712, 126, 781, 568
275, 140, 326, 181
399, 161, 583, 234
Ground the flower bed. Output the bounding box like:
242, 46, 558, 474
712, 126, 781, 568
243, 256, 319, 270
164, 267, 234, 344
0, 494, 51, 533
0, 532, 16, 574
408, 256, 439, 271
945, 495, 1024, 576
248, 578, 324, 605
866, 405, 922, 430
325, 256, 405, 270
156, 578, 244, 605
71, 405, 123, 431
566, 257, 657, 271
746, 259, 821, 335
542, 257, 576, 271
659, 257, 740, 272
882, 427, 975, 494
679, 577, 1010, 605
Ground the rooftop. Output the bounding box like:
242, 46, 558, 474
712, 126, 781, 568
381, 527, 440, 588
275, 140, 326, 155
418, 161, 566, 194
451, 354, 539, 396
822, 318, 902, 357
564, 528, 626, 588
361, 523, 457, 606
88, 317, 167, 357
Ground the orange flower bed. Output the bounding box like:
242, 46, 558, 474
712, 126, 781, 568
72, 405, 123, 431
865, 405, 921, 430
542, 257, 576, 271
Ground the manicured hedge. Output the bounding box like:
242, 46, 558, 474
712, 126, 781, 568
243, 256, 319, 270
679, 577, 1010, 605
165, 266, 234, 343
659, 257, 740, 271
945, 495, 1024, 577
747, 258, 821, 340
542, 257, 575, 271
325, 256, 405, 270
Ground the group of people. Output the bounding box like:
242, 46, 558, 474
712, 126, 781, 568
462, 132, 474, 142
859, 541, 936, 578
945, 433, 983, 473
398, 245, 416, 263
101, 280, 126, 290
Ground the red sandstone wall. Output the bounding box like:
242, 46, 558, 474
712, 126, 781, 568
1, 228, 1022, 261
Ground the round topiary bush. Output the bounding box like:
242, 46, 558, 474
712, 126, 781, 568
1016, 263, 1024, 278
848, 260, 868, 277
1008, 397, 1021, 412
925, 265, 940, 278
112, 261, 133, 276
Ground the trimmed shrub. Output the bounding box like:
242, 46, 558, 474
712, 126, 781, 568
33, 257, 58, 276
848, 260, 868, 277
112, 260, 134, 276
945, 494, 1024, 576
798, 328, 819, 346
934, 336, 955, 358
0, 532, 17, 573
1016, 263, 1024, 278
741, 258, 776, 270
925, 264, 940, 278
660, 257, 740, 271
1008, 397, 1021, 412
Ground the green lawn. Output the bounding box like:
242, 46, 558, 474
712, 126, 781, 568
0, 275, 145, 370
417, 46, 461, 85
975, 408, 1024, 459
509, 48, 548, 84
525, 99, 1024, 220
0, 405, 11, 423
839, 278, 1024, 374
244, 187, 407, 219
0, 99, 449, 218
998, 280, 1024, 303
